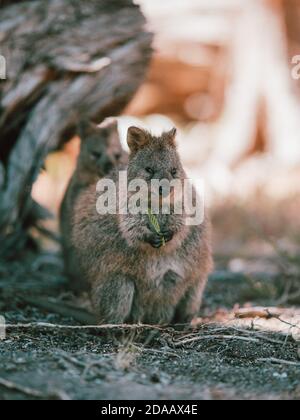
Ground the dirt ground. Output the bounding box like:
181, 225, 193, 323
0, 243, 299, 401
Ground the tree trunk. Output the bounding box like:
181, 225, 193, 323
0, 0, 152, 257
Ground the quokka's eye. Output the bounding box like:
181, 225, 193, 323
145, 167, 154, 176
171, 168, 177, 176
90, 151, 102, 160
114, 153, 121, 161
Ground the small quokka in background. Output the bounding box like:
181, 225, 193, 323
72, 126, 213, 324
60, 118, 126, 290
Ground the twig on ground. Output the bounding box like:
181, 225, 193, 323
56, 351, 87, 369
0, 377, 71, 400
81, 361, 109, 380
174, 334, 260, 347
266, 310, 300, 331
229, 326, 286, 345
258, 357, 300, 367
178, 326, 229, 342
234, 307, 290, 320
6, 322, 167, 332
131, 344, 180, 358
54, 351, 111, 381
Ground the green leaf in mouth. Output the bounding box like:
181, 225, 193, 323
147, 208, 166, 247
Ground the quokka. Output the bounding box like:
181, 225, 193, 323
60, 118, 126, 290
72, 126, 213, 323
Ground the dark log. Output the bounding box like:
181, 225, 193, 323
0, 0, 152, 257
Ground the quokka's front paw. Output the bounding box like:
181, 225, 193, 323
161, 229, 174, 243
145, 221, 174, 248
146, 233, 165, 248
145, 230, 174, 248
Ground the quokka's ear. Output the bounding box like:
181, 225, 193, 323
164, 127, 177, 147
77, 119, 98, 140
127, 126, 150, 153
168, 127, 177, 137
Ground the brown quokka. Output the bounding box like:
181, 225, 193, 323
72, 126, 213, 323
60, 118, 126, 290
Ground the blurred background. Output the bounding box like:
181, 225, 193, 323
32, 0, 300, 276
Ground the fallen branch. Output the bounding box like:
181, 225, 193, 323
235, 308, 271, 319
21, 296, 96, 325
235, 307, 288, 320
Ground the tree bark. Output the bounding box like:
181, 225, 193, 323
0, 0, 152, 257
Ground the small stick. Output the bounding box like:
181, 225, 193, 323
131, 344, 180, 358
229, 326, 286, 345
234, 307, 288, 319
266, 310, 300, 331
56, 351, 87, 369
235, 309, 271, 319
0, 377, 43, 398
174, 334, 260, 347
6, 322, 168, 332
82, 361, 108, 380
258, 357, 300, 367
0, 377, 70, 400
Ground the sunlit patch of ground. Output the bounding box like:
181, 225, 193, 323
196, 306, 300, 342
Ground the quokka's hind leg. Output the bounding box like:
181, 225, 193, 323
173, 277, 208, 324
134, 271, 182, 325
91, 274, 135, 324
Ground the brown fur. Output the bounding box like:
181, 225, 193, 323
60, 118, 127, 291
72, 127, 213, 323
